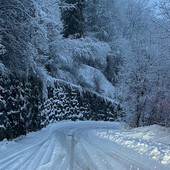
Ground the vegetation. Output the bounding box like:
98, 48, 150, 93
0, 0, 169, 140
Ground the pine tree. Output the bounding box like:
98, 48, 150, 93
61, 0, 85, 38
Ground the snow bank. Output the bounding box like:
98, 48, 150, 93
77, 64, 115, 98
95, 124, 170, 165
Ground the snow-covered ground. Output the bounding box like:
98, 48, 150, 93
0, 121, 169, 170
95, 124, 170, 169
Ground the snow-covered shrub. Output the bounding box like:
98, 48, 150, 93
46, 37, 116, 98
63, 38, 110, 70
0, 44, 6, 55
41, 80, 118, 127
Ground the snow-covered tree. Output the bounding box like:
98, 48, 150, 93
84, 0, 117, 41
61, 0, 85, 38
116, 0, 170, 127
0, 36, 6, 56
0, 0, 37, 75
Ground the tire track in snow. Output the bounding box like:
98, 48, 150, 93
0, 154, 23, 170
82, 129, 152, 170
0, 143, 42, 170
79, 137, 117, 170
83, 136, 144, 170
73, 139, 98, 170
24, 140, 50, 170
17, 148, 41, 170
0, 136, 53, 170
1, 122, 168, 170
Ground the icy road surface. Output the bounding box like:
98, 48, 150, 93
0, 122, 170, 170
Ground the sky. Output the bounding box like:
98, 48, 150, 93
149, 0, 160, 4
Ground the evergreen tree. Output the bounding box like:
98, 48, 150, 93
0, 0, 37, 75
61, 0, 85, 38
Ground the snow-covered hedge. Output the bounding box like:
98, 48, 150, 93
0, 74, 42, 140
0, 73, 119, 141
41, 80, 118, 127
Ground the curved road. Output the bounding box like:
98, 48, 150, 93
0, 122, 167, 170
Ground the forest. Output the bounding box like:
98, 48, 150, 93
0, 0, 170, 140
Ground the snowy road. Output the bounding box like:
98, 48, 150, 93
0, 122, 169, 170
53, 124, 151, 170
